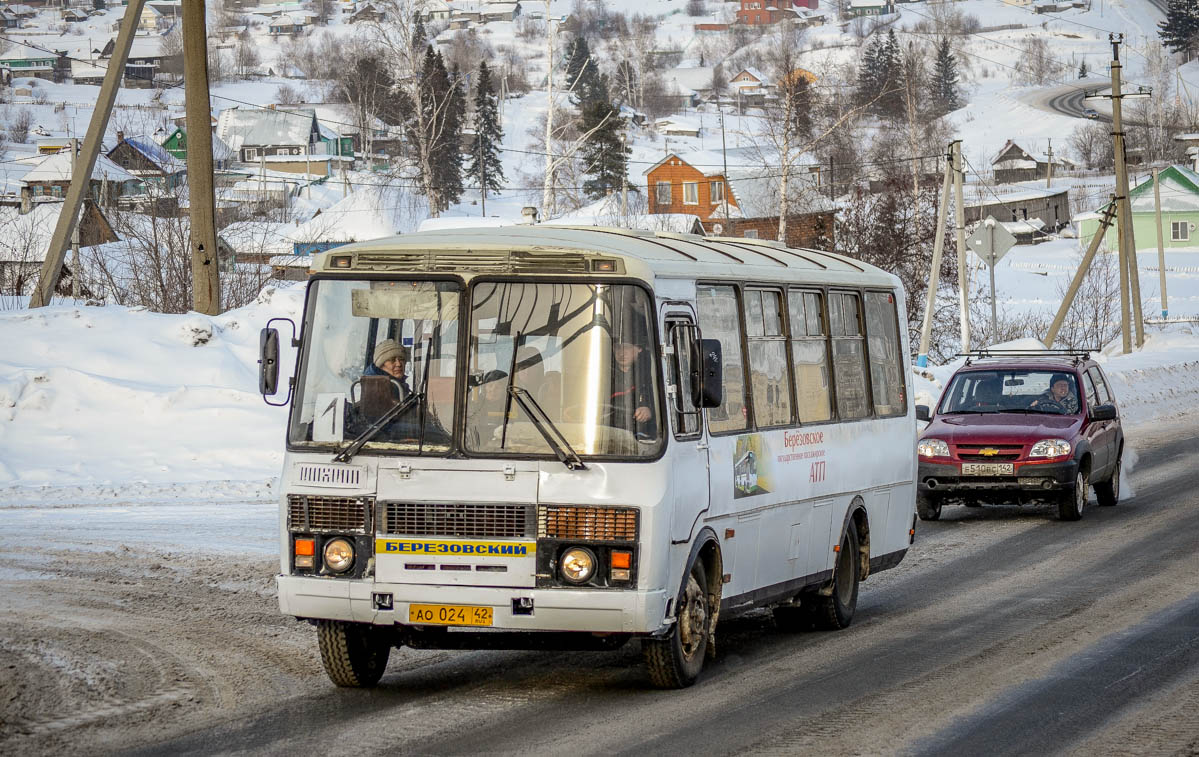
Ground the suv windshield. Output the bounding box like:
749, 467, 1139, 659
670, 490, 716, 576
289, 279, 460, 455
940, 369, 1081, 415
464, 281, 663, 458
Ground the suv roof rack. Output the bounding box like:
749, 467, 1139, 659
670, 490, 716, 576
957, 348, 1098, 366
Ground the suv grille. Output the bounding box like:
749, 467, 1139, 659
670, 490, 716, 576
956, 444, 1023, 461
538, 505, 639, 541
381, 502, 535, 538
287, 494, 372, 532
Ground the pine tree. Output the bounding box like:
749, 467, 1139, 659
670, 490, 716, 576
577, 76, 628, 200
856, 37, 883, 107
438, 63, 466, 207
876, 29, 904, 117
466, 61, 506, 195
930, 37, 963, 116
564, 35, 604, 104
1159, 0, 1199, 59
1078, 59, 1088, 78
410, 46, 464, 213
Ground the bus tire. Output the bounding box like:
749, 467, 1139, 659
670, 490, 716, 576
809, 521, 860, 631
644, 561, 710, 689
317, 620, 391, 688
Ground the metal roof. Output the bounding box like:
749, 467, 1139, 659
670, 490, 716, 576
318, 225, 899, 289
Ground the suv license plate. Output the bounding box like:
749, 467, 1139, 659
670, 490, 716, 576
409, 604, 493, 627
961, 463, 1015, 476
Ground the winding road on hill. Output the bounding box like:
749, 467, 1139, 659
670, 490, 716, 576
2, 416, 1199, 756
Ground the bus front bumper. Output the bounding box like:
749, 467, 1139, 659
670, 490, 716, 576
277, 575, 670, 635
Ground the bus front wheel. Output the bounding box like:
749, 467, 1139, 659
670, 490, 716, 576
644, 561, 710, 688
317, 620, 392, 688
809, 521, 861, 631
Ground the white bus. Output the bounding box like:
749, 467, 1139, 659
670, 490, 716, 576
258, 226, 917, 689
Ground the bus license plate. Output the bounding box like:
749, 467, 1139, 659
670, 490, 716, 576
961, 463, 1014, 476
409, 604, 493, 627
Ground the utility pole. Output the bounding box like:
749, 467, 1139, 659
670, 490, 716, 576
1154, 168, 1168, 319
917, 144, 953, 367
478, 130, 486, 216
952, 140, 969, 353
30, 0, 147, 308
1046, 198, 1118, 346
620, 129, 628, 220
184, 0, 221, 315
1046, 138, 1053, 188
70, 138, 81, 300
1089, 34, 1151, 351
720, 108, 733, 237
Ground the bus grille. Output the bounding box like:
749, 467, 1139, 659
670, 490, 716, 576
287, 494, 372, 533
538, 505, 639, 542
381, 502, 535, 539
353, 250, 589, 274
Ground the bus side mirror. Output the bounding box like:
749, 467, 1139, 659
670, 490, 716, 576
692, 338, 722, 409
259, 327, 280, 396
916, 405, 931, 422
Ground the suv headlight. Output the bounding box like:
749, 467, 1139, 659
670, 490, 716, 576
917, 438, 950, 458
1030, 439, 1071, 458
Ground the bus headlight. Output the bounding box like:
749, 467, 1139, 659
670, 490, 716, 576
323, 538, 355, 573
560, 547, 597, 584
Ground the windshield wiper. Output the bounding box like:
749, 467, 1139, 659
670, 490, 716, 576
333, 390, 422, 463
507, 385, 587, 471
943, 409, 987, 415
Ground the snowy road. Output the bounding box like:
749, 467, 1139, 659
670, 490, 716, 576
2, 416, 1198, 755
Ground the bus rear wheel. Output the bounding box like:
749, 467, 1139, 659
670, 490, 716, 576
808, 522, 861, 631
317, 620, 392, 688
644, 561, 710, 689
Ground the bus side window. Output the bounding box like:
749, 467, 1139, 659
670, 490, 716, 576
745, 288, 793, 428
830, 291, 870, 420
864, 291, 907, 417
697, 284, 748, 434
788, 289, 832, 423
667, 321, 701, 437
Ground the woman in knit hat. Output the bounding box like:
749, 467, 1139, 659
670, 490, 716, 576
368, 339, 411, 396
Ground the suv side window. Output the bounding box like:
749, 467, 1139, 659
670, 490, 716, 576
1082, 372, 1099, 410
1087, 367, 1112, 405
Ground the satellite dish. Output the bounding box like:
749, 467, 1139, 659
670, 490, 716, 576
712, 223, 724, 234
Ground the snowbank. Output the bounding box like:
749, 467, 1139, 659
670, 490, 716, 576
0, 285, 304, 506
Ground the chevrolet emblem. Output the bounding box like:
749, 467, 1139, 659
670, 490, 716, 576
979, 448, 999, 456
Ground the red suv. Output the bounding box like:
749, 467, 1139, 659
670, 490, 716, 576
915, 352, 1123, 521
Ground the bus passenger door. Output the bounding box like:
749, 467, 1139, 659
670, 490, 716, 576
663, 313, 710, 544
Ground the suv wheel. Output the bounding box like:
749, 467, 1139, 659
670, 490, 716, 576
1058, 468, 1088, 521
1095, 454, 1120, 507
916, 492, 942, 521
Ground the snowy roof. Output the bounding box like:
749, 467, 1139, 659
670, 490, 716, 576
546, 194, 707, 234
121, 136, 186, 173
0, 203, 64, 263
216, 107, 317, 152
733, 67, 768, 84
1130, 164, 1199, 214
21, 151, 138, 184
662, 66, 714, 96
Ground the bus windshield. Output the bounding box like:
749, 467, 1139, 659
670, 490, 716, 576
289, 279, 461, 455
464, 281, 663, 458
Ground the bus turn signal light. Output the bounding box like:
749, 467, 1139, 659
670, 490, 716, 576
295, 538, 315, 556
611, 550, 632, 569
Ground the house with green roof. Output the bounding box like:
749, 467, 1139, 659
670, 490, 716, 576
1075, 165, 1199, 251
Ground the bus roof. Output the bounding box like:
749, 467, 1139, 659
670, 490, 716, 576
313, 226, 899, 289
